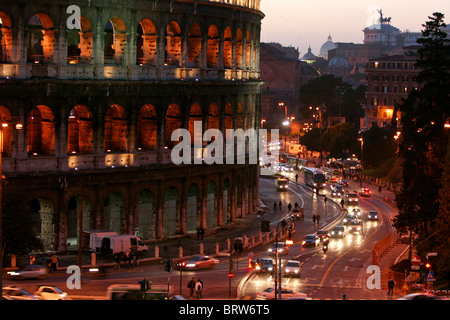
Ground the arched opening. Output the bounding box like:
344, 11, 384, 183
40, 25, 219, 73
207, 25, 219, 68
136, 19, 157, 66
104, 17, 127, 63
163, 186, 179, 237
27, 105, 55, 156
237, 102, 243, 129
104, 104, 127, 153
223, 26, 232, 68
246, 29, 252, 69
236, 28, 243, 69
186, 184, 200, 233
165, 21, 181, 66
0, 12, 13, 63
27, 13, 55, 63
206, 181, 217, 228
165, 104, 182, 149
223, 178, 231, 223
67, 16, 93, 64
235, 175, 243, 218
188, 23, 202, 67
135, 189, 155, 240
225, 103, 233, 140
136, 104, 157, 151
188, 103, 202, 146
0, 106, 13, 157
29, 197, 55, 251
103, 192, 125, 234
208, 103, 220, 130
66, 195, 92, 249
68, 105, 93, 154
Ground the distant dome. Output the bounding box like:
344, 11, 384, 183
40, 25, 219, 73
328, 55, 350, 70
302, 46, 317, 60
319, 34, 336, 60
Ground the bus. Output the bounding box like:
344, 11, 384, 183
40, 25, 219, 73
303, 167, 326, 189
275, 177, 289, 191
285, 157, 316, 171
321, 167, 343, 183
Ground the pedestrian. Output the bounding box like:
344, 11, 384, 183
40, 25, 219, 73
114, 254, 121, 270
123, 252, 129, 269
295, 174, 298, 183
187, 277, 196, 299
379, 185, 382, 193
340, 198, 345, 209
29, 255, 36, 265
388, 278, 395, 296
128, 252, 134, 268
200, 227, 205, 240
294, 202, 299, 208
316, 214, 321, 225
195, 278, 204, 299
279, 201, 282, 210
197, 228, 201, 240
51, 254, 58, 272
273, 202, 277, 212
287, 203, 292, 212
312, 214, 316, 224
323, 195, 328, 204
46, 256, 52, 272
133, 252, 139, 267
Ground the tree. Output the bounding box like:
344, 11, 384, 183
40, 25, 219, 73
321, 123, 359, 159
394, 13, 450, 255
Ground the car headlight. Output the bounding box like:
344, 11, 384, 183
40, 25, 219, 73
294, 270, 299, 273
268, 267, 273, 271
339, 231, 342, 235
343, 219, 347, 222
331, 231, 335, 234
256, 265, 261, 270
285, 268, 290, 273
357, 227, 361, 230
268, 248, 273, 252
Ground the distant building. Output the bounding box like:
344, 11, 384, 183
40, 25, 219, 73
319, 34, 336, 60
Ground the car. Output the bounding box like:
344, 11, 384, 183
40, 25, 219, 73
330, 225, 346, 238
330, 184, 344, 197
284, 260, 301, 277
338, 180, 348, 187
359, 187, 371, 197
180, 254, 219, 270
256, 287, 309, 300
351, 207, 362, 217
34, 285, 71, 300
255, 258, 274, 273
397, 292, 446, 300
315, 230, 330, 242
290, 207, 304, 220
302, 234, 320, 247
268, 242, 289, 255
6, 264, 47, 280
368, 211, 379, 221
345, 193, 359, 204
343, 214, 357, 225
2, 286, 39, 300
348, 220, 363, 233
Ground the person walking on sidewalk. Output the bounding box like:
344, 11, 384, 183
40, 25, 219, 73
195, 278, 204, 299
187, 277, 196, 299
273, 202, 277, 212
387, 278, 395, 296
51, 254, 58, 272
279, 201, 282, 210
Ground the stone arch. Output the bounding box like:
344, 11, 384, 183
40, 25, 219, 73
188, 23, 202, 67
224, 102, 233, 140
137, 19, 157, 66
186, 183, 200, 233
163, 186, 179, 237
223, 26, 232, 68
104, 17, 127, 63
103, 191, 125, 234
104, 104, 127, 152
26, 13, 55, 63
165, 104, 182, 148
66, 195, 92, 249
136, 104, 157, 151
208, 102, 220, 130
68, 105, 93, 154
237, 102, 244, 129
135, 189, 156, 240
206, 181, 217, 228
246, 29, 252, 68
235, 174, 243, 218
165, 21, 181, 66
67, 16, 93, 64
27, 105, 55, 156
0, 105, 13, 156
29, 197, 55, 251
236, 28, 243, 69
207, 25, 219, 68
223, 178, 231, 223
0, 11, 13, 63
188, 103, 202, 146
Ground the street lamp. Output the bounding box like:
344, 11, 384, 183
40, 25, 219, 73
358, 137, 364, 187
274, 218, 294, 300
0, 118, 23, 291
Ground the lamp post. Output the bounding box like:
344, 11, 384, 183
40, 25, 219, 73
358, 137, 364, 187
0, 119, 23, 291
274, 219, 290, 300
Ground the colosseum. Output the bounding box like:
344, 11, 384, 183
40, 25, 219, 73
0, 0, 264, 251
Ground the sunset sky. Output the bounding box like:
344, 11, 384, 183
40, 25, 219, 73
260, 0, 450, 57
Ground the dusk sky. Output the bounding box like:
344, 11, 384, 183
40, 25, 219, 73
260, 0, 450, 57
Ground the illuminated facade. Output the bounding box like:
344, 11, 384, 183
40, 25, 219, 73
0, 0, 264, 251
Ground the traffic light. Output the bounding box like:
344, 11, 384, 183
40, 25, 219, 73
139, 279, 151, 291
163, 259, 171, 272
179, 261, 186, 270
425, 262, 432, 269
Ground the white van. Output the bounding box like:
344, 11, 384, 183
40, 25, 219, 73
100, 235, 148, 255
106, 284, 174, 300
83, 230, 118, 253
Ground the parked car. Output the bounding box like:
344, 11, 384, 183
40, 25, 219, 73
2, 286, 39, 300
368, 211, 379, 221
302, 234, 320, 247
180, 254, 219, 270
6, 265, 47, 280
330, 225, 346, 238
256, 287, 309, 300
255, 258, 274, 273
268, 242, 289, 255
359, 187, 371, 197
348, 220, 363, 233
34, 285, 70, 300
284, 260, 301, 277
